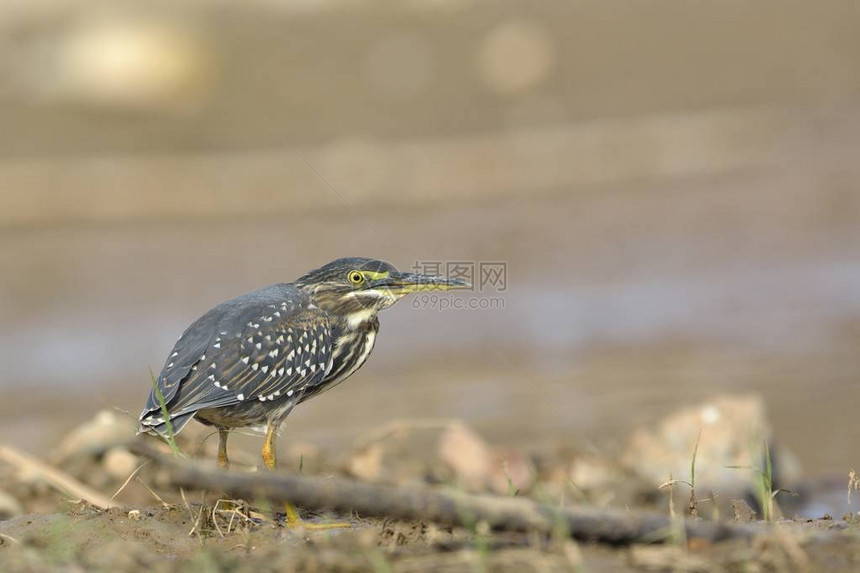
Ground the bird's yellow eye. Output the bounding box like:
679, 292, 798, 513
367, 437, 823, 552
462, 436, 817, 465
348, 270, 364, 284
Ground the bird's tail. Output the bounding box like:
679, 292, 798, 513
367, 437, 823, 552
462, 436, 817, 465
137, 410, 196, 438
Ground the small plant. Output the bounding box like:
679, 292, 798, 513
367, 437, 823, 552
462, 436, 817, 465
502, 461, 519, 497
658, 430, 701, 519
726, 439, 793, 521
848, 469, 859, 506
565, 477, 588, 504
530, 482, 573, 546
149, 368, 184, 457
689, 430, 700, 518
450, 487, 491, 573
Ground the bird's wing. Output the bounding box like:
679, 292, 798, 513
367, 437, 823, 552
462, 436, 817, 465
140, 290, 333, 430
141, 308, 220, 415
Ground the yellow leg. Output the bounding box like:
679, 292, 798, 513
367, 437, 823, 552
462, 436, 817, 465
261, 422, 277, 470
262, 421, 350, 530
217, 428, 230, 469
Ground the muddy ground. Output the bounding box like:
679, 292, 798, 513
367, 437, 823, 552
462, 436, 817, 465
2, 408, 860, 572
2, 504, 860, 573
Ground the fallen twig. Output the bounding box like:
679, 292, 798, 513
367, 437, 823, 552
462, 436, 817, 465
109, 461, 149, 504
0, 444, 115, 510
131, 442, 761, 545
135, 476, 172, 508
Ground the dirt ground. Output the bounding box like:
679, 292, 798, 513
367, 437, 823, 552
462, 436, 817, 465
2, 410, 860, 573
3, 485, 860, 572
1, 504, 859, 573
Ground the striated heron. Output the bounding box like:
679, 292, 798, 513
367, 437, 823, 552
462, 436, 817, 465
138, 257, 468, 526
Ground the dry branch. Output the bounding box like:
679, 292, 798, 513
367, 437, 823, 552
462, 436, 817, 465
133, 443, 760, 545
0, 444, 116, 509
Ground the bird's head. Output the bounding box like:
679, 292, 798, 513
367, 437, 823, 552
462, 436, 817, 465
295, 257, 469, 319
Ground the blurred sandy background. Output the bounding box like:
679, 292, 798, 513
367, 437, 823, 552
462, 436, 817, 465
1, 0, 859, 479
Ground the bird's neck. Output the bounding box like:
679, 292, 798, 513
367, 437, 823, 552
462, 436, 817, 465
343, 308, 379, 329
326, 313, 380, 385
332, 310, 379, 342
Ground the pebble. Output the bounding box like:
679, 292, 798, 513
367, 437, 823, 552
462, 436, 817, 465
103, 447, 139, 480
0, 489, 23, 520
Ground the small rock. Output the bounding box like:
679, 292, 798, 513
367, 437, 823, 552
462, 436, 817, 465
0, 489, 23, 520
53, 409, 137, 463
557, 454, 653, 507
731, 499, 756, 522
488, 449, 535, 496
570, 455, 621, 491
103, 447, 139, 480
437, 423, 492, 490
347, 442, 385, 482
621, 394, 800, 503
346, 420, 500, 492
127, 509, 142, 521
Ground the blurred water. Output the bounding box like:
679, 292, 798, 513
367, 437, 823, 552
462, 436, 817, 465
1, 179, 858, 478
5, 260, 857, 390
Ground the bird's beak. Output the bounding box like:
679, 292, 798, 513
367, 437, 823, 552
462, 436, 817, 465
371, 271, 471, 293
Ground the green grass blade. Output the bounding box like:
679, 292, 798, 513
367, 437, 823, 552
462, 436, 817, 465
690, 430, 701, 489
149, 368, 183, 457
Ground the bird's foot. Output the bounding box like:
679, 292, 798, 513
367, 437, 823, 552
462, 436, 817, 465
288, 519, 353, 531
282, 502, 351, 530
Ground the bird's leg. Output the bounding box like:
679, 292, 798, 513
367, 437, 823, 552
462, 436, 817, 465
261, 422, 278, 471
216, 428, 247, 512
261, 420, 350, 530
217, 428, 230, 470
262, 420, 301, 524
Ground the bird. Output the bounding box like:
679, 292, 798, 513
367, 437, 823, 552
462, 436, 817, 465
138, 257, 468, 526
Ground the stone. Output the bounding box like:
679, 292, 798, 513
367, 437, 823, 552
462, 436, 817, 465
52, 410, 137, 463
346, 420, 507, 492
0, 489, 23, 520
437, 422, 492, 491
103, 447, 140, 480
621, 394, 801, 504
